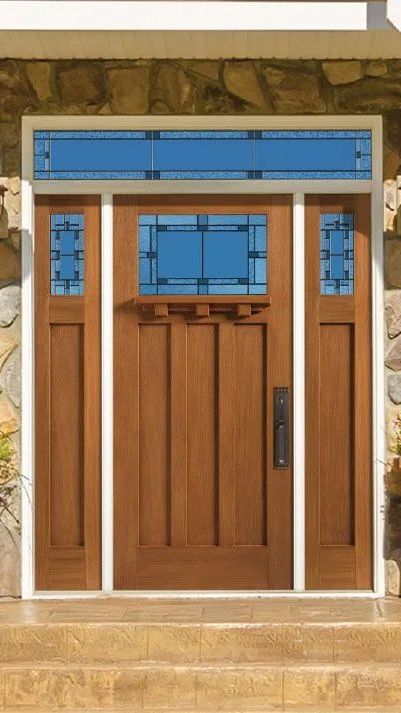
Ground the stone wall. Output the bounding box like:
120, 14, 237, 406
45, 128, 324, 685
1, 57, 401, 596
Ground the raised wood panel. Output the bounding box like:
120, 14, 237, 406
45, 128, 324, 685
234, 325, 267, 546
187, 324, 218, 547
305, 195, 372, 591
50, 324, 84, 547
138, 324, 170, 547
319, 324, 354, 547
114, 195, 293, 590
136, 546, 271, 590
35, 195, 101, 591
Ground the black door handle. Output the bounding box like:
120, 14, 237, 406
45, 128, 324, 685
274, 387, 290, 469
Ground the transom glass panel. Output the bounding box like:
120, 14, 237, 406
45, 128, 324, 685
138, 214, 267, 295
34, 130, 372, 180
50, 213, 84, 295
320, 213, 354, 295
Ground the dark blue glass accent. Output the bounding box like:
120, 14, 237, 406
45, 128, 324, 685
139, 214, 267, 295
320, 213, 354, 295
50, 213, 84, 295
34, 130, 372, 180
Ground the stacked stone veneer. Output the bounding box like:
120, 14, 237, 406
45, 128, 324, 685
1, 57, 401, 596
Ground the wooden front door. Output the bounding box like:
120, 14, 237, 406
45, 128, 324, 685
114, 195, 293, 589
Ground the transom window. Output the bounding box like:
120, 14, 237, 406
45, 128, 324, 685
34, 130, 372, 181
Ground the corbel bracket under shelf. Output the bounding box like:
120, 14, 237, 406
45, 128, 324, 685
134, 295, 271, 318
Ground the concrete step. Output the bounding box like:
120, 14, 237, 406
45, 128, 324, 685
2, 621, 401, 665
1, 662, 401, 710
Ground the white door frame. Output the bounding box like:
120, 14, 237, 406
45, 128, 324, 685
21, 114, 384, 598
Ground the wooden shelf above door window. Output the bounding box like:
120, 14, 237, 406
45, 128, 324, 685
134, 294, 271, 318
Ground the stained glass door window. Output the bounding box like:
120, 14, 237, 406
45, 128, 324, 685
320, 213, 354, 295
50, 213, 84, 295
139, 213, 267, 295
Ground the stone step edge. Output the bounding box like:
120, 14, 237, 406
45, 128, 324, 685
1, 621, 400, 628
2, 661, 401, 671
0, 706, 401, 713
0, 706, 394, 713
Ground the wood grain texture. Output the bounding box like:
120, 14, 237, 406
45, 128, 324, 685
305, 195, 372, 591
113, 195, 293, 590
35, 195, 101, 591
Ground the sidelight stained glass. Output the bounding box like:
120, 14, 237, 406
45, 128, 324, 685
320, 213, 354, 295
139, 213, 267, 295
34, 130, 372, 180
50, 213, 84, 295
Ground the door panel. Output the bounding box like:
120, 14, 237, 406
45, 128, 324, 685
305, 195, 372, 590
35, 196, 101, 590
114, 195, 293, 590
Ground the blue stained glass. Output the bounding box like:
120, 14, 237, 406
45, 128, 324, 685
139, 214, 267, 295
34, 130, 372, 181
320, 213, 354, 295
50, 213, 84, 295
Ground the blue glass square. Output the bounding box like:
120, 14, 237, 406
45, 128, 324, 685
331, 231, 344, 254
59, 230, 76, 255
158, 231, 202, 279
203, 231, 248, 279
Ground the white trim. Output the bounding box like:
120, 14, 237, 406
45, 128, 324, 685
24, 114, 379, 134
21, 120, 35, 600
388, 0, 401, 31
371, 116, 386, 597
0, 1, 373, 32
293, 193, 305, 593
34, 180, 373, 196
21, 114, 384, 598
101, 194, 114, 594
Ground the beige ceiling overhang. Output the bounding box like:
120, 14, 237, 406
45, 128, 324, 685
0, 0, 400, 59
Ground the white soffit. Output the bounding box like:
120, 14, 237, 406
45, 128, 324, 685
0, 2, 373, 32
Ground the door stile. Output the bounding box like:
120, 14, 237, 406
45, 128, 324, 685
353, 195, 372, 588
266, 196, 293, 589
113, 195, 139, 589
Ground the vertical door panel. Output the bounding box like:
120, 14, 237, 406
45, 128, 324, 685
187, 324, 218, 547
234, 324, 267, 547
305, 195, 372, 590
114, 195, 293, 590
139, 324, 170, 546
35, 196, 101, 590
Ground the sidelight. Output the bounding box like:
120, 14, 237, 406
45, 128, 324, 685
50, 213, 84, 295
320, 213, 354, 295
138, 213, 267, 295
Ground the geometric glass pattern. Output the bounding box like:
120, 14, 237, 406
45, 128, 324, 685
320, 213, 354, 295
139, 214, 267, 295
50, 213, 84, 295
34, 130, 372, 180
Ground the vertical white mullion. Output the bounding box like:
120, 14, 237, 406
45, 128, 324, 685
21, 121, 35, 599
371, 118, 385, 596
293, 192, 306, 592
101, 193, 114, 593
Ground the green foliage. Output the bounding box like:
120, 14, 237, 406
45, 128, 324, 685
394, 414, 401, 457
0, 431, 13, 463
